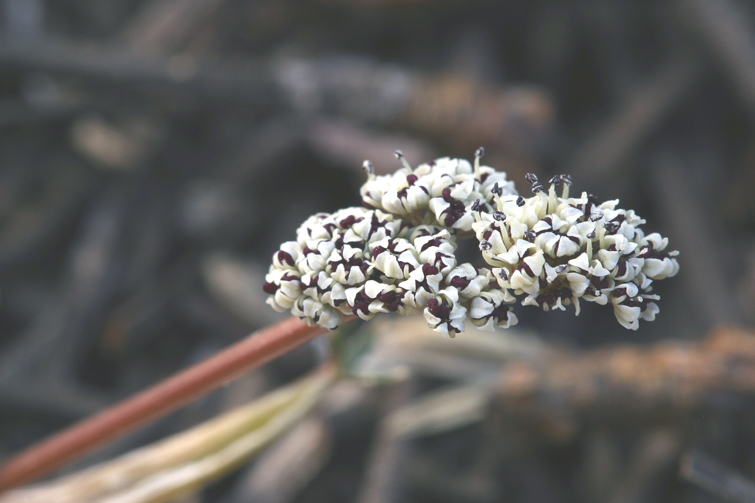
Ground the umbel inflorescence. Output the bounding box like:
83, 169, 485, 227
264, 151, 679, 335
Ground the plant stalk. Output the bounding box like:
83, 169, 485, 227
0, 315, 349, 493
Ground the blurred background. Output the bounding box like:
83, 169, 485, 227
1, 0, 755, 501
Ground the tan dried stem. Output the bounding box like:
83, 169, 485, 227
0, 315, 352, 493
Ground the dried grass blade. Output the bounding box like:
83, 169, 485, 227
0, 366, 335, 503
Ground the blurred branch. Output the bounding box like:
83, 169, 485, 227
0, 38, 276, 104
231, 416, 330, 503
357, 380, 414, 503
680, 450, 755, 502
649, 151, 739, 326
118, 0, 228, 56
682, 0, 755, 114
496, 327, 755, 426
0, 37, 552, 157
570, 55, 703, 182
367, 319, 755, 432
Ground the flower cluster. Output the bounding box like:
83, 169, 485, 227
471, 174, 679, 330
360, 150, 516, 232
265, 151, 678, 334
263, 203, 517, 336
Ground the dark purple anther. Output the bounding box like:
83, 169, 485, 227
524, 173, 538, 184
604, 221, 620, 234
340, 215, 357, 228
262, 282, 278, 294
493, 211, 506, 221
426, 298, 440, 315
276, 251, 295, 266
422, 263, 439, 276
450, 276, 470, 289
516, 196, 525, 207
479, 240, 492, 251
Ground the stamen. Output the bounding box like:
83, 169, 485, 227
394, 150, 412, 171
493, 211, 506, 221
604, 221, 620, 234
479, 240, 492, 251
524, 173, 538, 185
474, 147, 484, 178
491, 182, 505, 210
560, 174, 572, 199
548, 183, 557, 213
499, 221, 513, 248
362, 160, 376, 181
516, 196, 525, 207
595, 219, 606, 249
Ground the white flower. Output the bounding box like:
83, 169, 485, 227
263, 268, 302, 311
360, 152, 517, 233
291, 296, 343, 330
423, 287, 468, 337
469, 289, 518, 331
445, 263, 490, 299
469, 173, 679, 329
266, 159, 678, 333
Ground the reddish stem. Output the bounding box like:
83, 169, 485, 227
0, 315, 349, 492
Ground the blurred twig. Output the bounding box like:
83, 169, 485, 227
570, 55, 703, 182
496, 327, 755, 425
649, 151, 739, 326
368, 319, 755, 431
231, 416, 330, 503
357, 380, 414, 503
682, 0, 755, 114
680, 450, 755, 503
0, 38, 275, 103
118, 0, 228, 56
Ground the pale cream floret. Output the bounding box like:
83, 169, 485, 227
445, 263, 491, 299
469, 178, 679, 329
422, 287, 468, 337
469, 290, 518, 331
